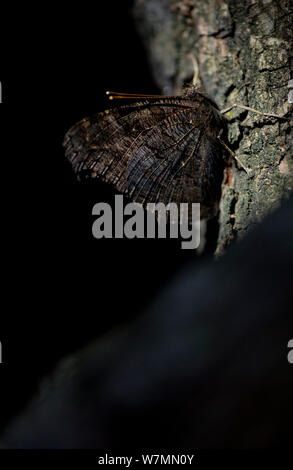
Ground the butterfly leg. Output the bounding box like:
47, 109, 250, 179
217, 136, 253, 177
220, 104, 288, 120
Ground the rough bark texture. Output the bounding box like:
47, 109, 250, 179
133, 0, 293, 253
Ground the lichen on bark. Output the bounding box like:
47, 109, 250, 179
133, 0, 293, 253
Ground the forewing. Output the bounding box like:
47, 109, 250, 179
63, 100, 196, 189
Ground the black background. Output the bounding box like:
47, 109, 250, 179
0, 1, 203, 429
1, 3, 293, 457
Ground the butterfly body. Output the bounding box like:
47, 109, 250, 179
63, 86, 226, 220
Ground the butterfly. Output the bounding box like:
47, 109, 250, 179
63, 84, 227, 220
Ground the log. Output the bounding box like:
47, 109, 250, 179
133, 0, 293, 253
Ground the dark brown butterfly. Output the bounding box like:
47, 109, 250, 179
63, 85, 227, 219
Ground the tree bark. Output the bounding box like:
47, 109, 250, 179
133, 0, 293, 253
